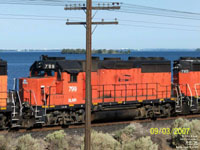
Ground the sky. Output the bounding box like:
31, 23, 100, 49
0, 0, 200, 50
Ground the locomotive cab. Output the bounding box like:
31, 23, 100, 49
19, 55, 85, 108
20, 56, 62, 106
173, 57, 200, 97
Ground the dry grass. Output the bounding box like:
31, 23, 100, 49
16, 134, 41, 150
123, 136, 158, 150
0, 135, 12, 150
45, 130, 69, 150
114, 124, 136, 143
1, 118, 199, 150
171, 118, 200, 149
81, 130, 121, 150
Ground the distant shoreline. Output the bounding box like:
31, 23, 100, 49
0, 49, 198, 52
61, 49, 131, 54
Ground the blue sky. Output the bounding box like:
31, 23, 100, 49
0, 0, 200, 50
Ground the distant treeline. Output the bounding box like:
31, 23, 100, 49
61, 49, 131, 54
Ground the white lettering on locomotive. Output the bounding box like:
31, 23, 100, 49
44, 64, 55, 69
68, 98, 77, 102
181, 69, 189, 73
69, 86, 77, 92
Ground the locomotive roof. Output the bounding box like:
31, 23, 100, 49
174, 57, 200, 71
30, 55, 171, 73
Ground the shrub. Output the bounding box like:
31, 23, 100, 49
16, 134, 40, 150
171, 118, 200, 149
45, 130, 69, 150
0, 135, 12, 150
123, 136, 158, 150
82, 130, 121, 150
114, 124, 136, 143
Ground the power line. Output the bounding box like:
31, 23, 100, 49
0, 2, 64, 6
123, 3, 200, 16
0, 15, 200, 30
3, 1, 200, 21
120, 8, 200, 19
113, 10, 200, 21
3, 0, 200, 19
0, 1, 110, 6
0, 13, 200, 28
0, 13, 68, 19
1, 1, 200, 31
119, 23, 200, 32
0, 17, 66, 21
116, 3, 200, 20
118, 19, 200, 28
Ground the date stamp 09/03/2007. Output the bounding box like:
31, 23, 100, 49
150, 128, 190, 135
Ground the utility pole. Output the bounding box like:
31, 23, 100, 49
64, 2, 120, 150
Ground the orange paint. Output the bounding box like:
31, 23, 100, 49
0, 75, 7, 107
20, 67, 171, 106
175, 71, 200, 97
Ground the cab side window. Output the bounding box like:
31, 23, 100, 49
70, 73, 78, 82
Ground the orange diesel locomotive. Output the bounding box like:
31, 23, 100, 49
17, 56, 173, 127
173, 57, 200, 113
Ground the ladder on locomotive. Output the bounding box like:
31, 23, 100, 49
11, 78, 23, 127
175, 84, 198, 112
185, 84, 198, 111
194, 83, 200, 110
11, 91, 22, 127
31, 90, 45, 124
174, 85, 183, 112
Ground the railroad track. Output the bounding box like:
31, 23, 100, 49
1, 114, 200, 134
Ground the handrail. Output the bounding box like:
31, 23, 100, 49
43, 86, 47, 116
92, 83, 170, 102
178, 85, 183, 108
17, 91, 22, 116
194, 83, 200, 98
11, 91, 16, 117
175, 86, 179, 105
29, 90, 38, 117
194, 83, 200, 107
186, 84, 193, 107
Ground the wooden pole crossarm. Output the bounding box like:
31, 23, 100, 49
66, 21, 118, 25
64, 6, 120, 10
